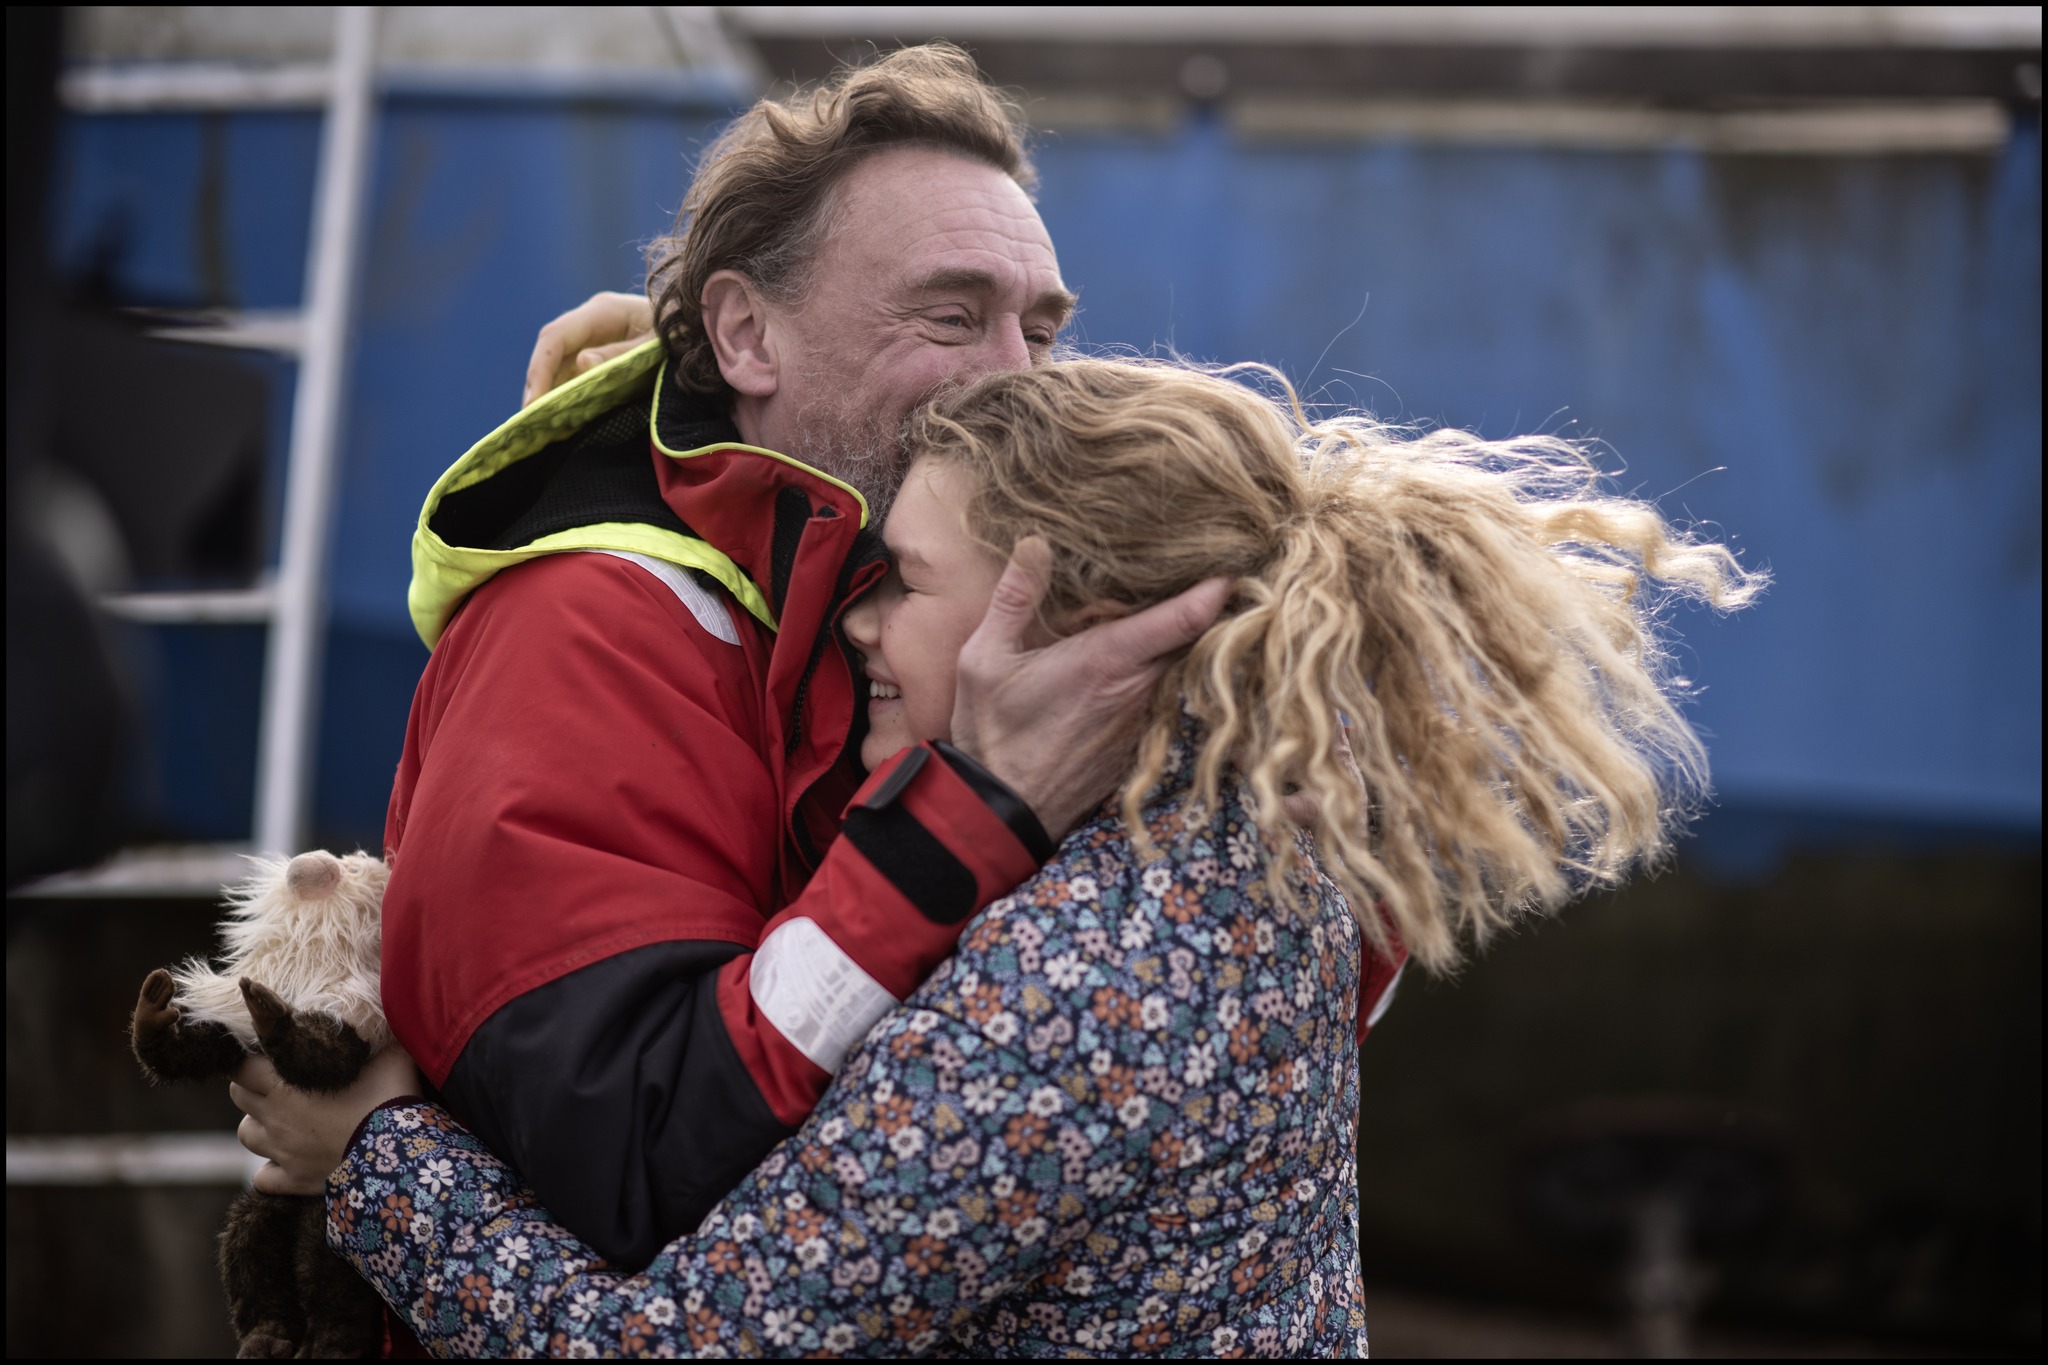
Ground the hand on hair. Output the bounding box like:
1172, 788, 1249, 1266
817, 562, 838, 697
231, 1046, 422, 1196
952, 537, 1229, 840
522, 291, 656, 408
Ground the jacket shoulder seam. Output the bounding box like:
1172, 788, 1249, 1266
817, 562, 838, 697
583, 549, 741, 645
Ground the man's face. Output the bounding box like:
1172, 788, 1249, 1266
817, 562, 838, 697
762, 146, 1073, 519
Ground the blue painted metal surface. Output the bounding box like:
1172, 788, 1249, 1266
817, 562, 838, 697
52, 96, 2042, 851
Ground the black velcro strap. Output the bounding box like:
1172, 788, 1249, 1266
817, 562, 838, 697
861, 742, 929, 808
936, 742, 1056, 865
843, 747, 978, 925
843, 805, 978, 925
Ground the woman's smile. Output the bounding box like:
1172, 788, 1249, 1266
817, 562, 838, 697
866, 674, 906, 720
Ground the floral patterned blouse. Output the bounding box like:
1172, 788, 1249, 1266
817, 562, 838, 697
328, 739, 1374, 1357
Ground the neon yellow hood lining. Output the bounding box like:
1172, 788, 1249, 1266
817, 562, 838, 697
407, 339, 866, 650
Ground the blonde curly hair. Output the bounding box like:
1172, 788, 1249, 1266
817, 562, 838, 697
908, 359, 1765, 972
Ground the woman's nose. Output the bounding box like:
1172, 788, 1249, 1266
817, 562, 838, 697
843, 592, 879, 653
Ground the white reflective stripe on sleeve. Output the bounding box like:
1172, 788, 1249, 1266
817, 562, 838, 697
749, 917, 900, 1074
587, 549, 740, 645
1365, 959, 1406, 1030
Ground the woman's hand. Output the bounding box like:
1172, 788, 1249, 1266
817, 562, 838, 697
231, 1046, 423, 1195
522, 291, 656, 407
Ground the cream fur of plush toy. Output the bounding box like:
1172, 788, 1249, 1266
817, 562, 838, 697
130, 849, 392, 1358
165, 850, 390, 1057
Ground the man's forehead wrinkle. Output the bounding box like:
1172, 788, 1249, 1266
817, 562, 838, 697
905, 265, 1068, 308
887, 228, 1066, 302
892, 214, 1055, 264
841, 162, 1059, 288
909, 266, 1003, 294
850, 222, 1058, 295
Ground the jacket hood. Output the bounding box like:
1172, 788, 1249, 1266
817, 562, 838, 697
408, 339, 870, 650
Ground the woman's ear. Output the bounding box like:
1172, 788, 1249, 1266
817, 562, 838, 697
700, 270, 778, 399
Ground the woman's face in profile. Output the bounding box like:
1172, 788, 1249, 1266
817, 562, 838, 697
843, 458, 1007, 772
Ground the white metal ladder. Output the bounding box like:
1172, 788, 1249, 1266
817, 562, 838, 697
8, 8, 381, 1197
27, 6, 380, 899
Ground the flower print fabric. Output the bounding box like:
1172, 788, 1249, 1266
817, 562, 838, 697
329, 736, 1371, 1357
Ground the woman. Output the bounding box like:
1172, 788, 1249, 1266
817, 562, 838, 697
239, 358, 1758, 1356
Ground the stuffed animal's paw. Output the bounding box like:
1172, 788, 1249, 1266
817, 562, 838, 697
132, 969, 246, 1083
239, 978, 291, 1041
132, 969, 180, 1037
241, 979, 371, 1092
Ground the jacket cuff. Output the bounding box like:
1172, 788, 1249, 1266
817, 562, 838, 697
933, 742, 1055, 863
718, 744, 1053, 1115
840, 743, 1047, 927
784, 742, 1041, 1001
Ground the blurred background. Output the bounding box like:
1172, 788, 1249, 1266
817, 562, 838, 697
6, 6, 2039, 1356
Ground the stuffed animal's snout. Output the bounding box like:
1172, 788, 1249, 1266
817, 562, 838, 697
286, 850, 343, 899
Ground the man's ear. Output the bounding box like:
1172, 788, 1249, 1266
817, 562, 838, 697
701, 269, 778, 399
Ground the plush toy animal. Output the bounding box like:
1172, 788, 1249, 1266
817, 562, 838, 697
129, 850, 391, 1359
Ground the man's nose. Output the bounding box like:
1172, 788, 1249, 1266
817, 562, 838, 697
965, 317, 1033, 380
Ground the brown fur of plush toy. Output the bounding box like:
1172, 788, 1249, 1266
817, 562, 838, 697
130, 851, 390, 1358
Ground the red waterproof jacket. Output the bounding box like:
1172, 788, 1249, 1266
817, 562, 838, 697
380, 343, 1050, 1269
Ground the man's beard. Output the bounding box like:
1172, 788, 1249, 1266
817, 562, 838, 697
786, 367, 970, 525
787, 388, 914, 525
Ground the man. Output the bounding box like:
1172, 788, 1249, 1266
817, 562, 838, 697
260, 45, 1224, 1274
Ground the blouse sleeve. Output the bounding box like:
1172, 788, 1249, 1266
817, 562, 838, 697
329, 989, 1160, 1356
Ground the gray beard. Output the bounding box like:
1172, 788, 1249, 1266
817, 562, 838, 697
786, 365, 974, 525
788, 391, 910, 526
